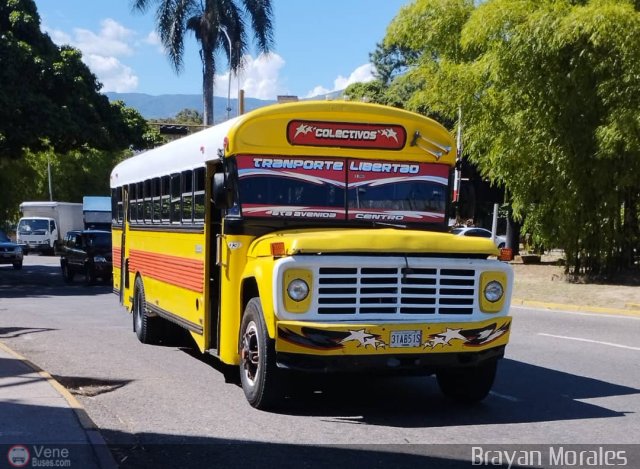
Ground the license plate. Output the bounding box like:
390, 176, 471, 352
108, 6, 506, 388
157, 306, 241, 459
390, 330, 422, 348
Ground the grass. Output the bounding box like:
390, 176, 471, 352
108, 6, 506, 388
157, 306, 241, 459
510, 253, 640, 311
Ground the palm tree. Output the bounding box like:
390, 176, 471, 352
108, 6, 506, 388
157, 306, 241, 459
132, 0, 274, 125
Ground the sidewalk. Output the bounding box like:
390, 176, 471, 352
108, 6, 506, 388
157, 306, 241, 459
0, 342, 116, 469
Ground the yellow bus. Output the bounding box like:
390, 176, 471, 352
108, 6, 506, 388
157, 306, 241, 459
110, 101, 513, 409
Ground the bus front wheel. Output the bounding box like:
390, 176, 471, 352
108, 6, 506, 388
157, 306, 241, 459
436, 360, 497, 404
239, 298, 283, 410
133, 277, 159, 344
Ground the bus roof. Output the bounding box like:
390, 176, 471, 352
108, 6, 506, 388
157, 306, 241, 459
110, 101, 455, 188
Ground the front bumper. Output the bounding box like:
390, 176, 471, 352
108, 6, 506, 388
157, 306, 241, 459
276, 316, 511, 371
0, 256, 22, 265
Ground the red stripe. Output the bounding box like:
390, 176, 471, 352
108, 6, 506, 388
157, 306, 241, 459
112, 247, 122, 266
129, 249, 204, 293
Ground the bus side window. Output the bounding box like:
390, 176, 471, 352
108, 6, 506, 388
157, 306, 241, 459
161, 176, 171, 223
182, 170, 193, 223
152, 178, 161, 223
129, 183, 137, 222
194, 168, 205, 223
143, 179, 152, 223
170, 174, 181, 224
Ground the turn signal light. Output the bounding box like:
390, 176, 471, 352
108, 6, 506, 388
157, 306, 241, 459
498, 247, 513, 262
270, 242, 286, 257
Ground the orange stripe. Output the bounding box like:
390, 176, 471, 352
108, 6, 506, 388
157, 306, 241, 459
129, 249, 204, 293
112, 247, 122, 266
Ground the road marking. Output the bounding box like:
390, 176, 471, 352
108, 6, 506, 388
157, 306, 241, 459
489, 391, 521, 402
538, 333, 640, 351
512, 305, 640, 321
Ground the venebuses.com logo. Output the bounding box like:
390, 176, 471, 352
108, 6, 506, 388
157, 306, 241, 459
7, 445, 30, 468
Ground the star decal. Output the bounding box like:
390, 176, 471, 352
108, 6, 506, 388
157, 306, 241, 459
423, 328, 469, 349
294, 124, 314, 139
380, 128, 399, 142
341, 329, 387, 349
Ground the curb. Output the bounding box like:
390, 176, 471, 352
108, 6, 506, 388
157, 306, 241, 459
0, 341, 118, 469
511, 298, 640, 317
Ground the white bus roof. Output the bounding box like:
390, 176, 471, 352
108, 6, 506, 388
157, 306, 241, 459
110, 116, 240, 188
110, 101, 456, 189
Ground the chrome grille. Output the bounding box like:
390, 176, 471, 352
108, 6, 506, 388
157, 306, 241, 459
316, 266, 476, 315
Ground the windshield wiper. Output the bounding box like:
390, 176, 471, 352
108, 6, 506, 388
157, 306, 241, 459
371, 221, 407, 229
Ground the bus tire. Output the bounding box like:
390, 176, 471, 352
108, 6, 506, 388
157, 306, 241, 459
239, 298, 283, 410
436, 360, 497, 404
133, 276, 159, 345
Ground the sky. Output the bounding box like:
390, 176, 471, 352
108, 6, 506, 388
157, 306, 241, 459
34, 0, 411, 100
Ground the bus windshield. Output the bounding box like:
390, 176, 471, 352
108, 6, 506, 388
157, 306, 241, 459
236, 155, 449, 224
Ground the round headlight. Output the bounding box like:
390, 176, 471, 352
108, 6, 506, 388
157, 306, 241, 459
484, 280, 504, 303
287, 279, 309, 302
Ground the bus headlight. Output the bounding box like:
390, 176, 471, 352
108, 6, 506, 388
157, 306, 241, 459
484, 281, 504, 302
283, 269, 312, 313
479, 272, 508, 313
287, 279, 309, 301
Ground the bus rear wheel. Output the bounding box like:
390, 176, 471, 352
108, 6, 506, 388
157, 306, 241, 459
436, 360, 497, 404
239, 298, 283, 410
133, 277, 159, 344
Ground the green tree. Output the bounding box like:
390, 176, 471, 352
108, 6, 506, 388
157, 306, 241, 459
174, 108, 204, 125
132, 0, 274, 126
0, 0, 133, 161
381, 0, 640, 277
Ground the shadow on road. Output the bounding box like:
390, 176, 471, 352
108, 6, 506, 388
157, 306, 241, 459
182, 356, 639, 429
0, 262, 111, 298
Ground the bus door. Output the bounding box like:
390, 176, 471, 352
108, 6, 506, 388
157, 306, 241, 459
120, 186, 128, 304
207, 163, 224, 351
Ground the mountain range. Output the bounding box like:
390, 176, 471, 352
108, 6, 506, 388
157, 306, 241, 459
105, 92, 276, 121
105, 90, 345, 121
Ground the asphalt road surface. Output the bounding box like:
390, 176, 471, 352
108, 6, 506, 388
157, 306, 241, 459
1, 256, 639, 468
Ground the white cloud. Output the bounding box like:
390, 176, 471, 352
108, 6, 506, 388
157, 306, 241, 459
304, 63, 376, 98
214, 52, 287, 100
144, 30, 165, 53
44, 19, 139, 93
72, 18, 135, 57
84, 54, 139, 93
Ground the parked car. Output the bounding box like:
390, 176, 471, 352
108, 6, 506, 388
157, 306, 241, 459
451, 227, 507, 248
0, 229, 23, 270
60, 230, 112, 285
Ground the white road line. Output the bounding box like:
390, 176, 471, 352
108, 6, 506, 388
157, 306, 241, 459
512, 306, 640, 320
489, 391, 521, 402
538, 333, 640, 351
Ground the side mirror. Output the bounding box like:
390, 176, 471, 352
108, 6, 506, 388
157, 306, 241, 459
212, 172, 233, 209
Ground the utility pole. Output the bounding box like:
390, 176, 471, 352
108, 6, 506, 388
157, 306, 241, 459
219, 26, 232, 121
47, 157, 53, 201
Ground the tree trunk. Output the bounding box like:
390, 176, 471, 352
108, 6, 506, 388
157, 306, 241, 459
202, 52, 215, 126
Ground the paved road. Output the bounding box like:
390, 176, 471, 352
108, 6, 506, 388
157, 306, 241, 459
1, 256, 640, 468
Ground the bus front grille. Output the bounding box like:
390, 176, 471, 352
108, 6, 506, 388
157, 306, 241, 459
316, 266, 476, 315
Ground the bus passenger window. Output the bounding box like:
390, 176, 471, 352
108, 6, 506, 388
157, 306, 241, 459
182, 170, 193, 223
194, 168, 205, 223
152, 178, 162, 223
161, 176, 171, 223
170, 174, 181, 224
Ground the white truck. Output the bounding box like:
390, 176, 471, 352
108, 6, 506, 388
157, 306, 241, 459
83, 196, 112, 231
17, 201, 84, 255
